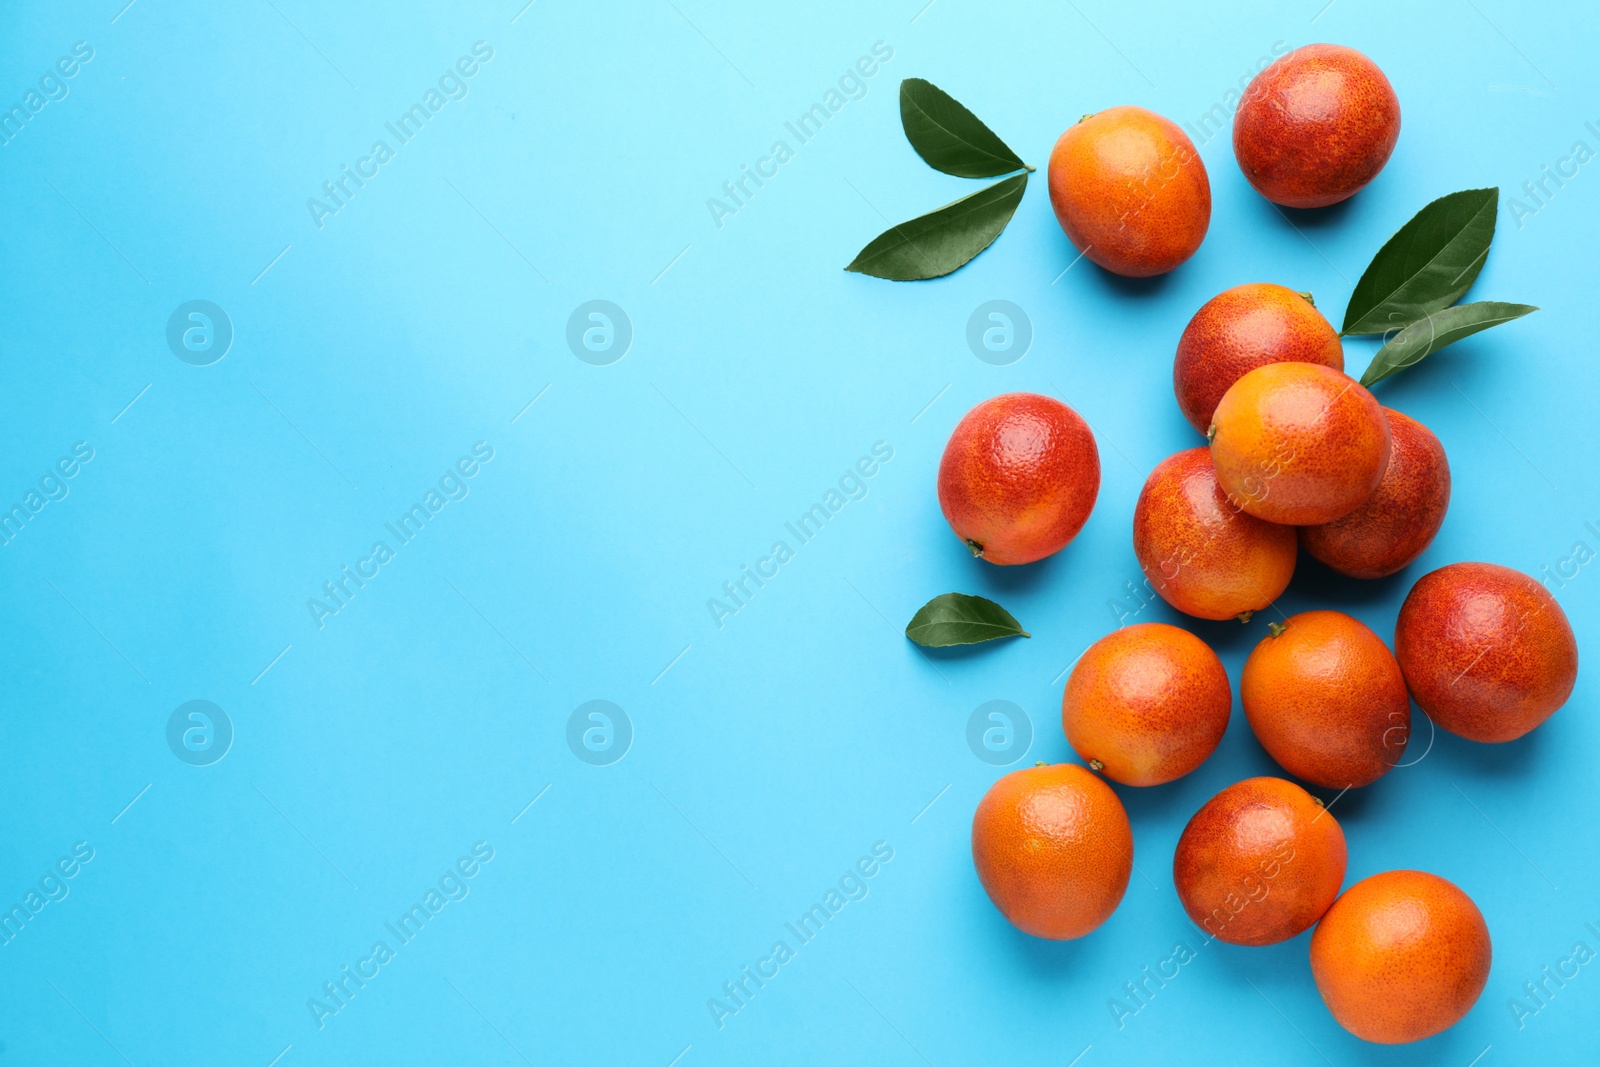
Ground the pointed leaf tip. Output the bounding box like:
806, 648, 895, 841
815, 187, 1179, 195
898, 78, 1028, 179
905, 592, 1029, 647
1342, 187, 1500, 336
1360, 301, 1537, 387
846, 173, 1027, 281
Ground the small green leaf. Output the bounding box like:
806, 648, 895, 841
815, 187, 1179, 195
1343, 188, 1499, 336
905, 593, 1030, 647
846, 173, 1027, 281
1360, 301, 1537, 387
899, 78, 1029, 179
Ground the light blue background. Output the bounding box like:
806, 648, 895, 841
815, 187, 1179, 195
1, 0, 1595, 1063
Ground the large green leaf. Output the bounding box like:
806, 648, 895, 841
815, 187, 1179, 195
899, 78, 1029, 179
905, 593, 1030, 647
1342, 188, 1499, 336
1360, 301, 1537, 387
846, 174, 1027, 281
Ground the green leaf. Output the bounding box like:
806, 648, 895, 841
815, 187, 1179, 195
846, 174, 1027, 281
1360, 301, 1537, 387
905, 593, 1030, 647
899, 78, 1029, 179
1342, 188, 1499, 336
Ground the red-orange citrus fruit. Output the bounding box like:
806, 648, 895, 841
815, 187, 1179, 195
1300, 408, 1450, 579
1241, 610, 1409, 788
938, 393, 1101, 565
1311, 870, 1491, 1043
1209, 362, 1390, 525
971, 763, 1133, 939
1133, 447, 1297, 621
1063, 623, 1231, 786
1395, 562, 1578, 742
1048, 106, 1210, 277
1234, 44, 1401, 209
1173, 776, 1347, 946
1173, 283, 1345, 434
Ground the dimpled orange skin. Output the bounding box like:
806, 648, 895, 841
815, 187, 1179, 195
1234, 44, 1401, 209
1300, 409, 1451, 579
971, 763, 1133, 939
938, 393, 1101, 565
1311, 870, 1491, 1043
1047, 106, 1211, 277
1242, 611, 1409, 788
1395, 562, 1578, 742
1062, 623, 1231, 786
1173, 777, 1347, 946
1209, 362, 1390, 526
1173, 283, 1345, 434
1133, 448, 1297, 621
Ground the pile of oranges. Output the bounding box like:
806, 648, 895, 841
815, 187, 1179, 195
940, 44, 1581, 1045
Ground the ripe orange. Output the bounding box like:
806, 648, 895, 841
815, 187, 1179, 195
1173, 777, 1346, 946
1063, 623, 1230, 786
1133, 447, 1297, 621
1299, 408, 1450, 579
1209, 362, 1390, 525
1311, 870, 1491, 1043
937, 393, 1101, 565
971, 763, 1133, 939
1241, 610, 1409, 788
1173, 283, 1345, 434
1234, 44, 1401, 209
1047, 106, 1210, 277
1395, 562, 1578, 742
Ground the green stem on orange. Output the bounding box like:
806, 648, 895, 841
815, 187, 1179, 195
1267, 621, 1288, 637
